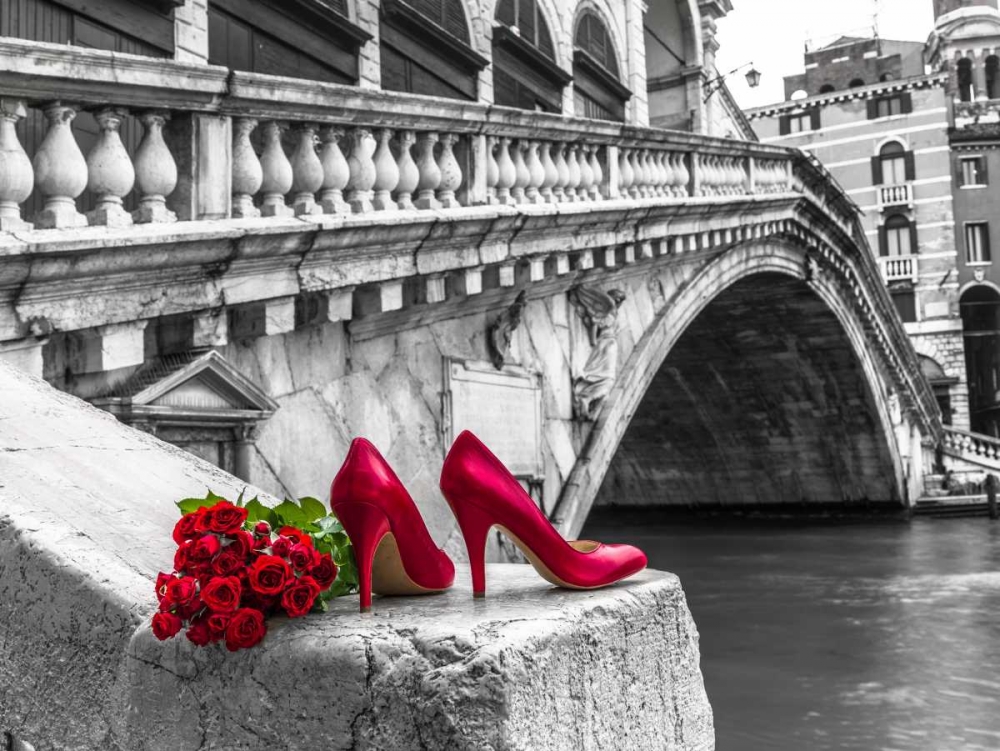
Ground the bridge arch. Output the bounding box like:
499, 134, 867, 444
555, 239, 912, 537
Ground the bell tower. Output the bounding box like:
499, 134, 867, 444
934, 0, 999, 19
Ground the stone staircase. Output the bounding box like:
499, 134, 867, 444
916, 428, 1000, 517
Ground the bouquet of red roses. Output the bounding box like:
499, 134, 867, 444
153, 491, 357, 651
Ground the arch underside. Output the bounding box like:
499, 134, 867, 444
596, 273, 900, 509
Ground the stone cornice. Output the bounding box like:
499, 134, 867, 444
746, 73, 950, 121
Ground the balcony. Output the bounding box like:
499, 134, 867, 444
877, 183, 913, 211
878, 254, 918, 283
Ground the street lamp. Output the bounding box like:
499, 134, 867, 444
704, 62, 761, 102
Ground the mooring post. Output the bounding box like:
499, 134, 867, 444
987, 474, 998, 520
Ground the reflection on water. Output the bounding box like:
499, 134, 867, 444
581, 513, 1000, 751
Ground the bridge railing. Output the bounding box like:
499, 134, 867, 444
0, 37, 815, 232
942, 426, 1000, 467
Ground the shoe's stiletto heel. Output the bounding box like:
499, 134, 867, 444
447, 496, 493, 597
441, 431, 647, 596
331, 438, 455, 613
333, 502, 389, 612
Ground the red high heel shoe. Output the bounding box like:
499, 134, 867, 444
330, 438, 455, 612
440, 430, 647, 597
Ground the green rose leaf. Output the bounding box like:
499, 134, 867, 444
299, 497, 327, 522
273, 499, 306, 527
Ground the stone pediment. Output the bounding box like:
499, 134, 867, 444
92, 349, 277, 424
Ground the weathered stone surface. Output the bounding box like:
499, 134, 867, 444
0, 361, 713, 751
123, 566, 713, 751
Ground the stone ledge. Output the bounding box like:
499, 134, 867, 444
121, 565, 713, 751
0, 361, 713, 751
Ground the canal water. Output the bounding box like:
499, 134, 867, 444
582, 513, 1000, 751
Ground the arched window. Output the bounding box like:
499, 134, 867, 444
380, 0, 488, 101
987, 55, 1000, 99
573, 10, 630, 121
819, 84, 835, 94
880, 213, 914, 256
880, 141, 907, 185
849, 78, 865, 88
493, 0, 569, 112
960, 285, 1000, 431
958, 57, 974, 102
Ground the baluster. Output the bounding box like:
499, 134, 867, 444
394, 130, 419, 210
436, 132, 462, 208
86, 107, 135, 227
628, 149, 643, 198
578, 144, 594, 201
259, 120, 293, 217
658, 151, 673, 198
510, 139, 529, 204
588, 145, 604, 200
642, 149, 656, 198
232, 117, 262, 218
618, 147, 634, 199
485, 136, 499, 204
565, 143, 581, 202
540, 141, 557, 203
525, 140, 545, 204
346, 127, 376, 213
317, 126, 350, 214
33, 102, 88, 229
675, 152, 690, 196
289, 123, 323, 216
132, 111, 176, 224
649, 150, 664, 197
414, 131, 442, 210
0, 99, 34, 231
494, 136, 516, 206
553, 142, 569, 202
371, 128, 400, 211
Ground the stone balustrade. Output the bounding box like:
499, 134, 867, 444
0, 38, 812, 233
943, 427, 1000, 466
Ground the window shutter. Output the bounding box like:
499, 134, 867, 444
878, 224, 888, 257
982, 157, 989, 186
904, 151, 916, 181
867, 98, 879, 119
871, 155, 884, 185
957, 157, 966, 187
901, 92, 913, 114
779, 115, 791, 136
909, 221, 918, 254
810, 108, 821, 130
985, 224, 993, 262
497, 0, 515, 27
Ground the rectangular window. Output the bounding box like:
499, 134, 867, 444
966, 222, 992, 263
778, 110, 819, 135
867, 92, 913, 119
886, 224, 912, 256
891, 290, 917, 323
788, 113, 811, 133
959, 156, 988, 187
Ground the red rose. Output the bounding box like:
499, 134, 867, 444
281, 575, 321, 618
279, 526, 313, 548
162, 576, 198, 610
206, 612, 230, 637
309, 554, 338, 590
174, 541, 193, 573
201, 576, 242, 613
248, 555, 291, 596
212, 546, 245, 577
189, 534, 221, 563
225, 608, 267, 651
271, 536, 292, 557
155, 572, 174, 603
288, 542, 318, 572
253, 521, 271, 537
185, 615, 216, 646
172, 510, 205, 545
226, 531, 253, 559
151, 611, 183, 640
203, 501, 248, 535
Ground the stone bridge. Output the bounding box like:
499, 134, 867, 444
0, 40, 942, 549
